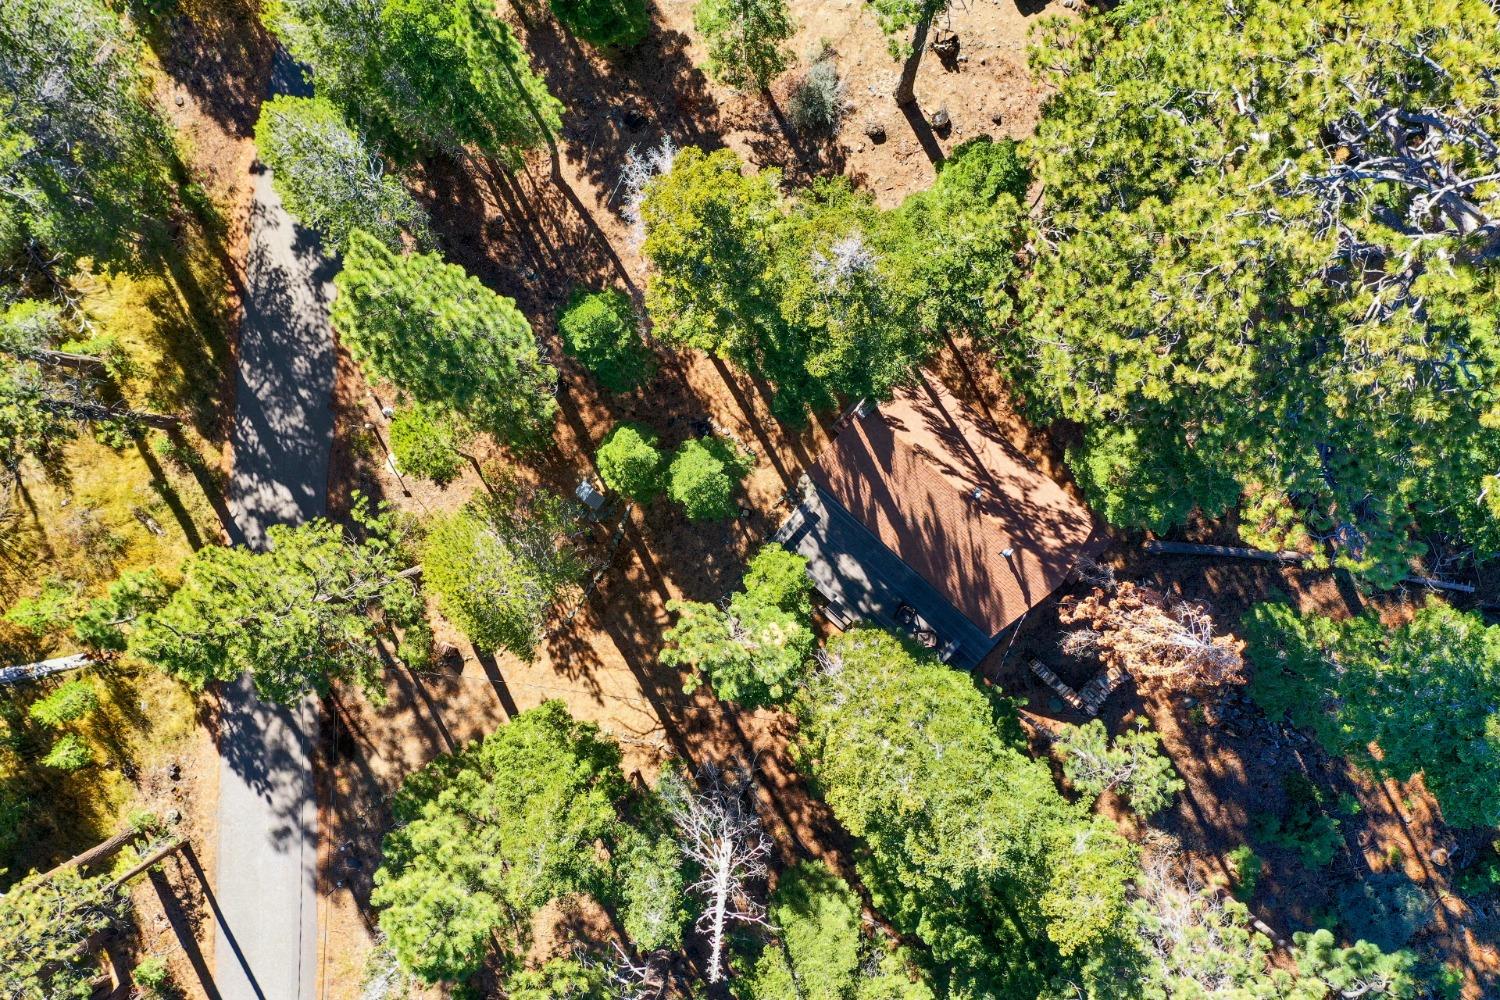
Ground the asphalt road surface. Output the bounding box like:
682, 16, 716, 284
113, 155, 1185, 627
213, 50, 334, 1000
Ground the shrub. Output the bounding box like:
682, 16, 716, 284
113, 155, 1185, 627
389, 403, 470, 486
27, 680, 98, 728
42, 733, 93, 771
1256, 772, 1343, 870
559, 288, 654, 393
667, 437, 746, 521
933, 136, 1031, 203
596, 423, 664, 501
133, 955, 172, 996
550, 0, 647, 47
787, 54, 845, 135
1227, 845, 1261, 901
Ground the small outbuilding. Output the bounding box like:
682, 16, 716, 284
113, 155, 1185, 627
774, 374, 1098, 669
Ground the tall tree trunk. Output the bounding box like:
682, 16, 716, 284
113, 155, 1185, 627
894, 13, 934, 106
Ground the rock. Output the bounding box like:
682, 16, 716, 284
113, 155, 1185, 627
990, 110, 1004, 125
174, 94, 185, 108
931, 28, 959, 60
620, 107, 649, 131
1430, 847, 1450, 866
168, 762, 181, 782
930, 107, 951, 131
863, 120, 887, 143
165, 808, 181, 825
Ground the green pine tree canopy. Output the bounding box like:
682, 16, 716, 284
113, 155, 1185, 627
129, 499, 430, 704
1022, 0, 1500, 584
332, 231, 557, 446
263, 0, 561, 163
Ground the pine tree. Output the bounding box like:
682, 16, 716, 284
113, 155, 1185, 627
421, 477, 584, 659
692, 0, 794, 92
0, 0, 170, 267
332, 231, 556, 446
797, 628, 1137, 997
254, 95, 431, 254
0, 867, 127, 999
129, 499, 429, 704
1023, 0, 1500, 584
1247, 599, 1500, 829
662, 544, 813, 707
264, 0, 561, 163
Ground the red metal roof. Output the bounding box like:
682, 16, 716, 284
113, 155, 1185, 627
807, 375, 1097, 637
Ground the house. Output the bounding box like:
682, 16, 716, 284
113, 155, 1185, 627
773, 373, 1099, 669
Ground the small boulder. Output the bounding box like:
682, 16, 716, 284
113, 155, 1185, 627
863, 119, 887, 143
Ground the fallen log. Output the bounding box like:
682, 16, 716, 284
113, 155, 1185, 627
0, 652, 97, 686
109, 838, 186, 889
1401, 575, 1476, 595
1142, 541, 1307, 564
41, 827, 143, 881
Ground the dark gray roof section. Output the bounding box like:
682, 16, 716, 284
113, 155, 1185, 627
774, 481, 999, 670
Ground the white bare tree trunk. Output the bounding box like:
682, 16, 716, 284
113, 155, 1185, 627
668, 762, 773, 983
0, 652, 95, 686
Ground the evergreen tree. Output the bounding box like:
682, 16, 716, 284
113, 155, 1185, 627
596, 423, 665, 501
692, 0, 794, 92
129, 499, 429, 704
370, 702, 680, 983
1246, 600, 1500, 829
388, 403, 472, 486
550, 0, 648, 48
254, 95, 431, 254
0, 867, 127, 999
1023, 0, 1500, 583
559, 288, 655, 394
666, 438, 746, 521
1056, 718, 1184, 819
264, 0, 561, 163
642, 147, 784, 356
0, 0, 169, 267
421, 477, 584, 659
663, 545, 813, 708
797, 628, 1137, 997
332, 231, 556, 446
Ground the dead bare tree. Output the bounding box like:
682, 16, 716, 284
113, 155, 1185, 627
666, 762, 774, 984
1059, 582, 1245, 693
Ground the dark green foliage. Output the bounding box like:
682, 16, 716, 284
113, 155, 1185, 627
371, 702, 683, 983
506, 957, 609, 999
1335, 874, 1434, 953
933, 136, 1028, 203
421, 476, 584, 658
130, 498, 429, 704
333, 231, 557, 446
693, 0, 794, 91
663, 544, 813, 707
40, 733, 92, 770
1227, 844, 1262, 902
388, 403, 470, 486
797, 628, 1137, 998
641, 144, 1027, 421
559, 289, 654, 393
1055, 717, 1184, 818
596, 423, 664, 501
1255, 772, 1343, 870
0, 867, 128, 998
72, 569, 172, 653
666, 437, 747, 521
254, 95, 431, 254
0, 0, 171, 267
1023, 0, 1500, 582
616, 831, 690, 953
1066, 424, 1240, 534
550, 0, 647, 47
865, 0, 946, 52
1246, 601, 1500, 829
264, 0, 562, 163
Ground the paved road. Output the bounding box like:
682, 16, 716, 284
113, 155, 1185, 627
214, 50, 335, 1000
